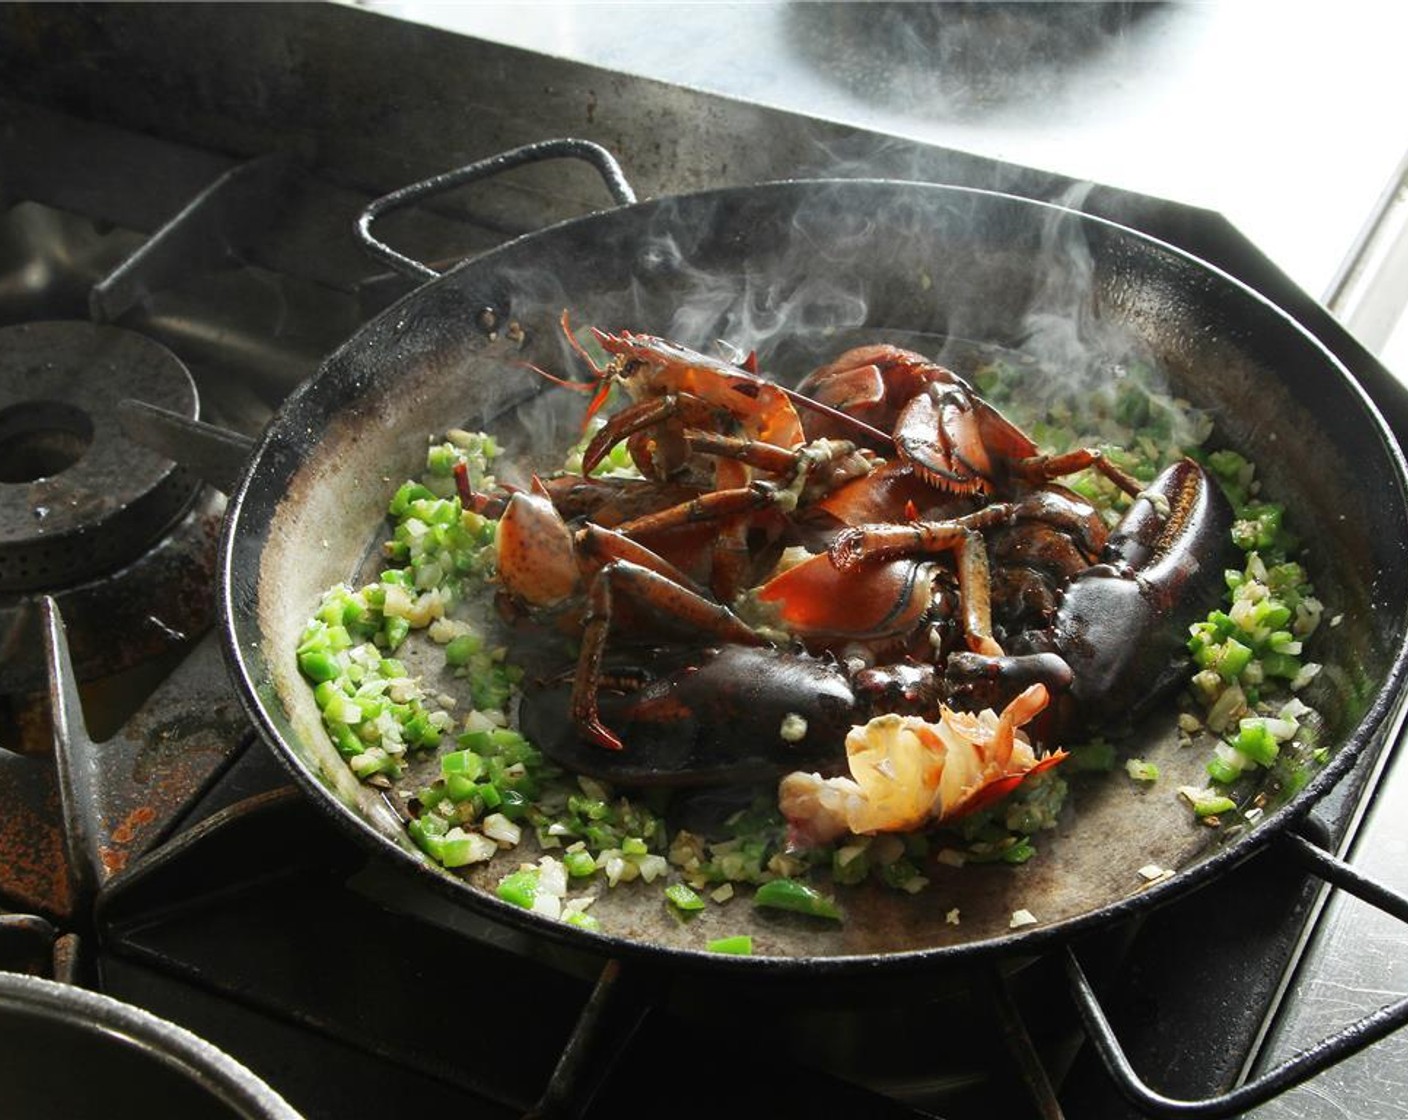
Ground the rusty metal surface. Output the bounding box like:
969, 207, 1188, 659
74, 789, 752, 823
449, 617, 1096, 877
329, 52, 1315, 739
82, 634, 252, 879
0, 489, 224, 697
46, 611, 250, 899
0, 750, 71, 918
0, 615, 251, 924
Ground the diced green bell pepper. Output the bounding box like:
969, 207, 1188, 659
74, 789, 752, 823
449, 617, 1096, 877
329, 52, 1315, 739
753, 878, 842, 921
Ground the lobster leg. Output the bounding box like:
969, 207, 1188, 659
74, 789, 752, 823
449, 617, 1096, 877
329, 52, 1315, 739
575, 523, 714, 598
681, 430, 801, 476
607, 438, 873, 600
611, 477, 784, 601
572, 558, 764, 750
535, 474, 703, 529
609, 465, 791, 602
582, 391, 726, 476
611, 480, 781, 537
1009, 447, 1145, 499
827, 509, 1013, 657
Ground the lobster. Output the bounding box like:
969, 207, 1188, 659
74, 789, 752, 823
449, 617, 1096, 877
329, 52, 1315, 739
797, 343, 1147, 500
514, 456, 1232, 793
559, 323, 880, 600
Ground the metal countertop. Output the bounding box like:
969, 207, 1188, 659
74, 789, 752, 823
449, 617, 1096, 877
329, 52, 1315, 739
362, 0, 1408, 369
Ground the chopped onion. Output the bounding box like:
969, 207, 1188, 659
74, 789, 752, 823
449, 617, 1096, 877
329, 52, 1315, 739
482, 813, 521, 846
536, 856, 568, 898
636, 854, 669, 883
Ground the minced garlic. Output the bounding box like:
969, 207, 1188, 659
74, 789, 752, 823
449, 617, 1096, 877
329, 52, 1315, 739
779, 712, 808, 742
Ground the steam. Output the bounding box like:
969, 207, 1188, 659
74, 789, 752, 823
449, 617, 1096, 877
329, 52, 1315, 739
1016, 180, 1166, 387
645, 227, 874, 370
477, 170, 1203, 460
783, 2, 1152, 125
1020, 181, 1106, 376
1007, 181, 1210, 453
625, 228, 867, 359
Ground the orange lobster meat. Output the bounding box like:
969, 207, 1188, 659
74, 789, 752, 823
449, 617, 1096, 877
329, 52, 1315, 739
777, 683, 1066, 845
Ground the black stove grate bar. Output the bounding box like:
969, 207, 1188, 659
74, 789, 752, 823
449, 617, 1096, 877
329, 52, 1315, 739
988, 967, 1066, 1119
527, 958, 652, 1120
89, 152, 298, 325
116, 401, 255, 496
44, 597, 105, 919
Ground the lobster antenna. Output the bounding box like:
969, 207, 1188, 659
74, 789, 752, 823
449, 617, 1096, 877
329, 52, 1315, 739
513, 358, 596, 392
780, 385, 896, 448
558, 309, 617, 425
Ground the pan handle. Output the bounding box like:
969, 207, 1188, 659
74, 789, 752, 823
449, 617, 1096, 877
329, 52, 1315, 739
1065, 830, 1408, 1118
354, 138, 638, 282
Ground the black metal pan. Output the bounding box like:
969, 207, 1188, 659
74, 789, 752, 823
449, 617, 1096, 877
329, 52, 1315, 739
220, 142, 1408, 992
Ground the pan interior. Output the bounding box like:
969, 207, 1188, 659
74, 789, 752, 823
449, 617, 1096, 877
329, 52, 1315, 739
230, 181, 1408, 965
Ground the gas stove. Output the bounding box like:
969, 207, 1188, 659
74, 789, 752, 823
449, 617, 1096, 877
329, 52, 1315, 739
3, 5, 1408, 1118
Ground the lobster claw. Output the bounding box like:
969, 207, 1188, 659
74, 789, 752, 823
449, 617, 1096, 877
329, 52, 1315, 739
893, 381, 1039, 495
1056, 458, 1235, 723
518, 646, 857, 788
945, 457, 1234, 741
794, 344, 1041, 494
496, 487, 582, 609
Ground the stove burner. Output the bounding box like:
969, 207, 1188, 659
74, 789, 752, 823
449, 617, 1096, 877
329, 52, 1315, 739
0, 321, 201, 591
0, 321, 225, 714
